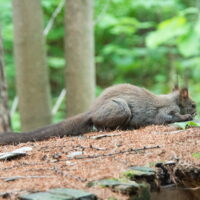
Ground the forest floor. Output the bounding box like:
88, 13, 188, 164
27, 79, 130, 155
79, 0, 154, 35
0, 125, 199, 199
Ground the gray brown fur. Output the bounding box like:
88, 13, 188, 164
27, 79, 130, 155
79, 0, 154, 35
0, 84, 196, 145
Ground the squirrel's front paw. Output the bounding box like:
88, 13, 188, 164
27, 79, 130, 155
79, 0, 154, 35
183, 114, 193, 121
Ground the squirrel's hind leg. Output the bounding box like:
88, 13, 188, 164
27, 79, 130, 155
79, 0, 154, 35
91, 98, 131, 130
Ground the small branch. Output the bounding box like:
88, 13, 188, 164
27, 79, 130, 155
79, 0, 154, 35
68, 145, 161, 160
52, 89, 66, 115
90, 144, 108, 151
90, 132, 121, 139
0, 175, 54, 182
10, 96, 18, 117
43, 0, 65, 36
153, 130, 186, 135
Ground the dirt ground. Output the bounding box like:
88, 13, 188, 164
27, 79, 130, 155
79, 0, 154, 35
0, 125, 199, 199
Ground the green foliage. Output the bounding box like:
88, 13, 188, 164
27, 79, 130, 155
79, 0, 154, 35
94, 0, 194, 92
146, 8, 200, 57
146, 15, 188, 47
11, 112, 21, 132
192, 152, 200, 159
174, 120, 200, 129
48, 57, 65, 69
1, 0, 200, 130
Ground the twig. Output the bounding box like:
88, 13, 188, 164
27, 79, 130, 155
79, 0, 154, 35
52, 89, 66, 115
67, 145, 161, 160
90, 144, 108, 151
10, 96, 18, 116
43, 0, 65, 36
0, 175, 54, 182
153, 130, 186, 135
90, 133, 121, 139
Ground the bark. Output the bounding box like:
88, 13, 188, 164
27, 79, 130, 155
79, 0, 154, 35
13, 0, 51, 131
0, 27, 11, 132
64, 0, 96, 117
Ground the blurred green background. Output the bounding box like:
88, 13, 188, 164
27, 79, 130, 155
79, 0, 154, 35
0, 0, 200, 130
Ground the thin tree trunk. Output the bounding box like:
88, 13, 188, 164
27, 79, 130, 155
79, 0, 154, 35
0, 27, 11, 132
64, 0, 96, 117
13, 0, 51, 131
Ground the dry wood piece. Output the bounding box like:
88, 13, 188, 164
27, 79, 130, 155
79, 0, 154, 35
0, 146, 32, 160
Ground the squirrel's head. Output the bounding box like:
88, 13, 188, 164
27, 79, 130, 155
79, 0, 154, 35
178, 88, 196, 116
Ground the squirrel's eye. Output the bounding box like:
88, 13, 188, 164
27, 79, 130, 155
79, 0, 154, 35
192, 104, 196, 108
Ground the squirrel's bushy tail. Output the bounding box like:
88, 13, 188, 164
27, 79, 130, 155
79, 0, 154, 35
0, 112, 92, 145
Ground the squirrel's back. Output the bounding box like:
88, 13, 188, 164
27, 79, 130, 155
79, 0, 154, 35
92, 83, 173, 108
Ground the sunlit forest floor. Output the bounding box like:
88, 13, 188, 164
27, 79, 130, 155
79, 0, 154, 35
0, 125, 199, 199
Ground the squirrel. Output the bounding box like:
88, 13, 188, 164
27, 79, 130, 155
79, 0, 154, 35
0, 83, 196, 145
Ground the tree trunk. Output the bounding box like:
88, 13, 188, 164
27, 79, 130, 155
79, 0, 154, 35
13, 0, 51, 131
64, 0, 96, 117
0, 27, 11, 132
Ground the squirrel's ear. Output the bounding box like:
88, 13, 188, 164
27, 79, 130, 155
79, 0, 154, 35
180, 88, 189, 99
173, 74, 179, 91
